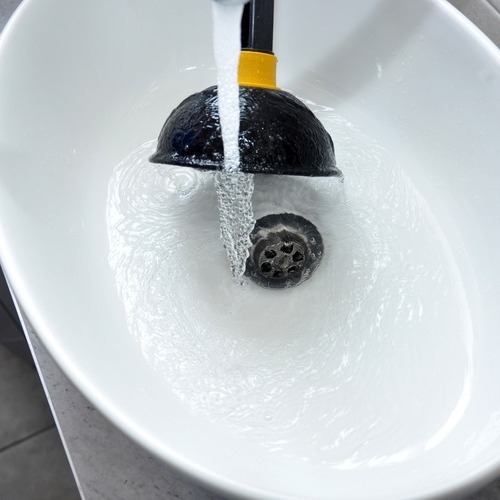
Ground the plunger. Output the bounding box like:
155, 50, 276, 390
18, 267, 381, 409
150, 0, 342, 179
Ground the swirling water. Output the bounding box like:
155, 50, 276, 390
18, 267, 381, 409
107, 102, 472, 467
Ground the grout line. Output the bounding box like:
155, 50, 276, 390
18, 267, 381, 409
0, 424, 55, 455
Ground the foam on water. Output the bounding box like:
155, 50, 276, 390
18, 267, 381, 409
212, 1, 254, 281
107, 101, 473, 467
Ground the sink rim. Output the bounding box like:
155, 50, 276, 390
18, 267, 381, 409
1, 0, 500, 498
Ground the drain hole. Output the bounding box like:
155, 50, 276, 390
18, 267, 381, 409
293, 251, 304, 262
245, 213, 324, 289
261, 262, 272, 273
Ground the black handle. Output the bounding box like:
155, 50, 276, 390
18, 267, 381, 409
241, 0, 274, 54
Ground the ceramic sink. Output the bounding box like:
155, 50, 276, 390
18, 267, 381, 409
0, 0, 500, 498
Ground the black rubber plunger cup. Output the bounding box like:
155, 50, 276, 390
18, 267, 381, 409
149, 0, 342, 179
149, 86, 340, 176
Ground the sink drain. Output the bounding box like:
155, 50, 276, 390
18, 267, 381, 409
245, 213, 324, 289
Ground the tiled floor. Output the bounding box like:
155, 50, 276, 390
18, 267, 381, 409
0, 344, 80, 499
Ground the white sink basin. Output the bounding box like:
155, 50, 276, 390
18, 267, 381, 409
1, 0, 500, 498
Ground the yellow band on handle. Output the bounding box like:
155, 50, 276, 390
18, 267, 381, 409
238, 50, 279, 90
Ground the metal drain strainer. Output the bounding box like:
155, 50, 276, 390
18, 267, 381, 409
245, 213, 324, 289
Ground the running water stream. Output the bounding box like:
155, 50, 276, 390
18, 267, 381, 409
212, 1, 255, 281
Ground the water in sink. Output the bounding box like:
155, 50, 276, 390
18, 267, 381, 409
106, 99, 472, 467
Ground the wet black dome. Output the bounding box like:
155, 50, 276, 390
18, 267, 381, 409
150, 85, 341, 178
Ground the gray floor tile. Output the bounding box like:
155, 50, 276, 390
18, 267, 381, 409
0, 302, 31, 363
0, 267, 21, 329
449, 0, 500, 47
0, 427, 80, 500
470, 479, 500, 499
0, 344, 53, 448
0, 301, 19, 342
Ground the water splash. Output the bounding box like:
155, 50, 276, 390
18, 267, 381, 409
212, 1, 255, 281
